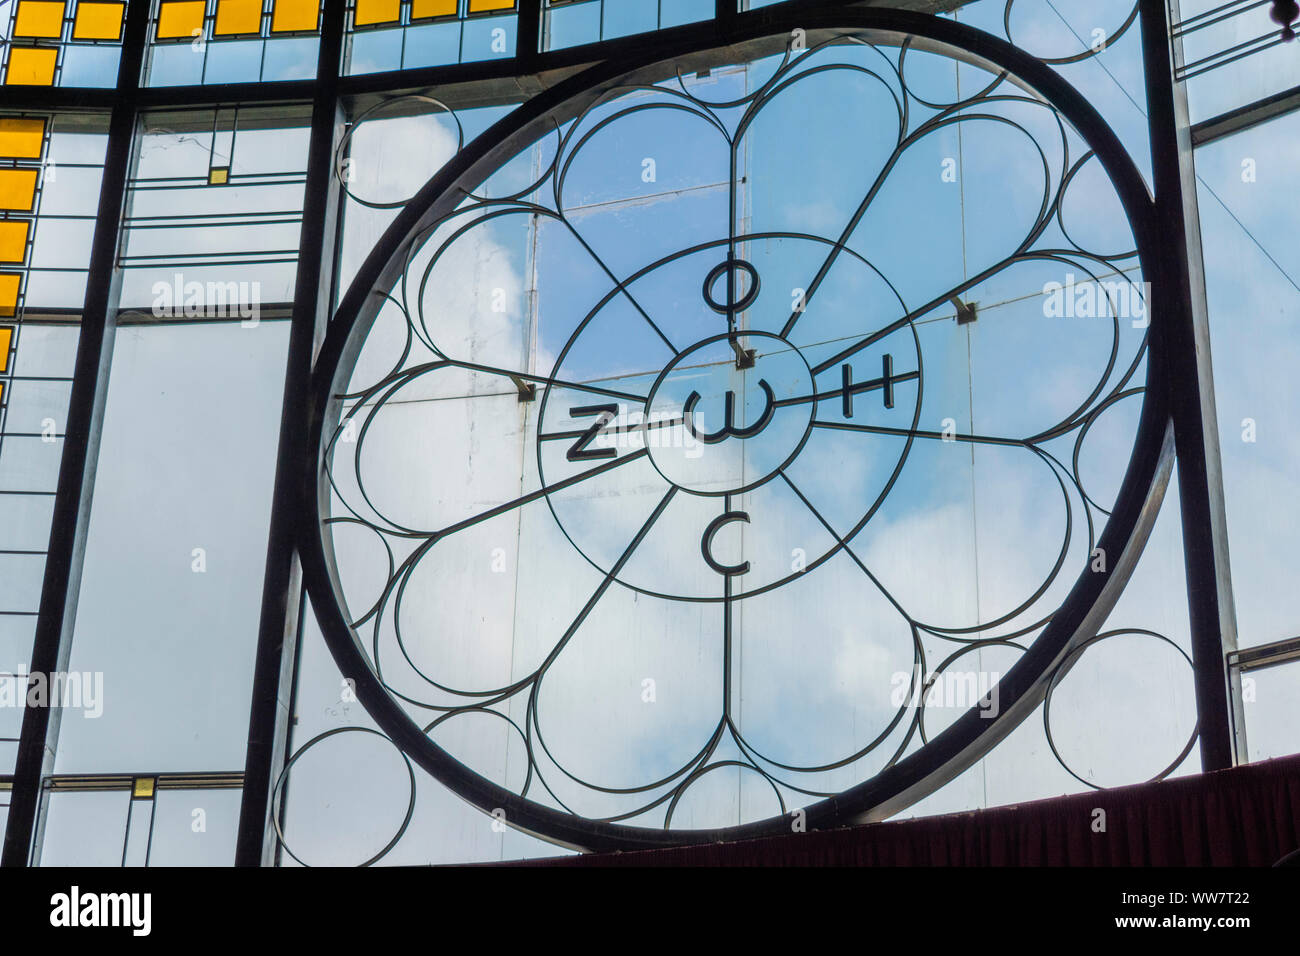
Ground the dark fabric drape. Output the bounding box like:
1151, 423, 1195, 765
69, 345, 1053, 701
516, 753, 1300, 866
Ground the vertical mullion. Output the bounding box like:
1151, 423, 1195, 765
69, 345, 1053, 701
0, 0, 151, 869
234, 0, 347, 867
270, 585, 309, 867
517, 0, 542, 66
1141, 0, 1241, 770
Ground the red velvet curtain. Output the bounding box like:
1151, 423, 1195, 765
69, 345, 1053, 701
518, 753, 1300, 866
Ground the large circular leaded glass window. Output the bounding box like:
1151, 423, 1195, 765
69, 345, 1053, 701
302, 12, 1169, 851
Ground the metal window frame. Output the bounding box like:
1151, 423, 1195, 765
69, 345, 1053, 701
0, 0, 1254, 865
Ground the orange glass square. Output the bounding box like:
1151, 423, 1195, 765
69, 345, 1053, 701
0, 221, 29, 263
355, 0, 399, 26
0, 169, 38, 212
157, 0, 205, 38
13, 1, 66, 39
73, 1, 125, 39
0, 327, 12, 372
467, 0, 513, 12
5, 48, 58, 86
214, 0, 262, 35
271, 0, 316, 31
0, 273, 19, 317
0, 118, 46, 159
410, 0, 456, 19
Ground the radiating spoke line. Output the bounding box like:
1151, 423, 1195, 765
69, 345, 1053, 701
722, 494, 736, 720
779, 145, 904, 340
434, 448, 650, 540
779, 472, 913, 624
538, 414, 688, 443
727, 138, 741, 337
812, 419, 1027, 447
776, 101, 1036, 344
343, 357, 649, 407
532, 486, 679, 677
774, 370, 920, 409
809, 247, 1041, 378
809, 309, 935, 378
795, 101, 1060, 376
560, 219, 681, 356
450, 358, 650, 404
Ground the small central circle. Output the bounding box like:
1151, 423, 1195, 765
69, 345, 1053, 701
643, 331, 815, 496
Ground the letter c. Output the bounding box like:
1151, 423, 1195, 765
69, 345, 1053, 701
702, 511, 750, 576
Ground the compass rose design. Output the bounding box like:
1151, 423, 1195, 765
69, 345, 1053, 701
301, 12, 1167, 852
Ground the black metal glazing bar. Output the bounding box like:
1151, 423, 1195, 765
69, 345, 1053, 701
0, 0, 153, 868
0, 1, 968, 118
1141, 0, 1241, 771
517, 0, 543, 69
1172, 0, 1268, 37
234, 0, 347, 867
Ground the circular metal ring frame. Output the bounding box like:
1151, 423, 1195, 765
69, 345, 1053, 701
300, 8, 1174, 853
1042, 628, 1198, 789
334, 94, 465, 210
271, 726, 418, 867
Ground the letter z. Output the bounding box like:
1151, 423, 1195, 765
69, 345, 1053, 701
567, 405, 619, 462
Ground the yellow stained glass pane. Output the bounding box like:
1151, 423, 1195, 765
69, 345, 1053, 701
5, 48, 58, 86
0, 273, 19, 316
0, 169, 38, 212
0, 221, 30, 262
0, 327, 11, 372
214, 0, 262, 35
72, 1, 125, 40
355, 0, 400, 26
0, 274, 19, 317
13, 1, 66, 39
208, 165, 229, 184
157, 0, 205, 38
467, 0, 513, 12
0, 119, 46, 159
0, 221, 30, 264
271, 0, 316, 31
132, 777, 156, 799
410, 0, 456, 19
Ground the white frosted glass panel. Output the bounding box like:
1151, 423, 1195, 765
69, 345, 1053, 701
56, 321, 289, 772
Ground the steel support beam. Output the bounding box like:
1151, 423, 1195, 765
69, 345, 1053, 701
0, 0, 152, 867
1141, 0, 1242, 771
1192, 82, 1300, 146
1229, 635, 1300, 672
233, 0, 346, 867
